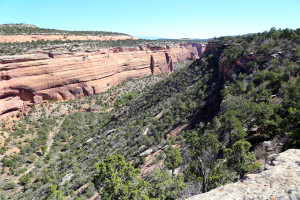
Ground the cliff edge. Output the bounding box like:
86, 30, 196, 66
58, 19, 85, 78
187, 149, 300, 200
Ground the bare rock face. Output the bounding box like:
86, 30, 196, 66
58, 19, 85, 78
218, 60, 231, 80
0, 96, 24, 115
0, 53, 50, 64
205, 41, 222, 51
187, 149, 300, 200
0, 43, 206, 117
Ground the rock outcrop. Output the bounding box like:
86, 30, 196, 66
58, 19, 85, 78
205, 41, 222, 52
0, 53, 50, 64
187, 149, 300, 200
0, 43, 205, 117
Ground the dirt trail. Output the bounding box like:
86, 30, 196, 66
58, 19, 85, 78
12, 164, 35, 187
45, 117, 65, 156
88, 192, 100, 200
13, 116, 66, 184
4, 147, 20, 156
167, 123, 189, 139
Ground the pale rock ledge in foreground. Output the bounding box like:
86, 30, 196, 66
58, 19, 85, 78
187, 149, 300, 200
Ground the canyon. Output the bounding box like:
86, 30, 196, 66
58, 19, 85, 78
0, 42, 205, 118
0, 26, 299, 199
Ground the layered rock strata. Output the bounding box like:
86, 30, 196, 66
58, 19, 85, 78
0, 43, 205, 117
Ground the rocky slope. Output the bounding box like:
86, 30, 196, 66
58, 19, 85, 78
0, 43, 205, 117
187, 149, 300, 200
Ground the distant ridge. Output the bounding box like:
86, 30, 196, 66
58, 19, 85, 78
0, 23, 129, 36
158, 38, 210, 42
0, 23, 37, 28
135, 35, 210, 42
135, 36, 161, 40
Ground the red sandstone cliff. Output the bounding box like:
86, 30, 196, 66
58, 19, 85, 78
0, 43, 206, 117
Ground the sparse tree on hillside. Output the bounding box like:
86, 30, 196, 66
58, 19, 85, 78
41, 145, 47, 156
45, 185, 66, 200
93, 154, 150, 200
185, 130, 226, 193
148, 169, 186, 199
224, 140, 260, 179
164, 146, 183, 176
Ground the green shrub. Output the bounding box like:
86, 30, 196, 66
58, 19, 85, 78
3, 182, 17, 190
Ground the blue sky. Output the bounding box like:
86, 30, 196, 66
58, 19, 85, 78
0, 0, 299, 39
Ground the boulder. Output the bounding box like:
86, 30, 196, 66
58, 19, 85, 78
59, 173, 74, 187
33, 95, 43, 104
140, 149, 153, 157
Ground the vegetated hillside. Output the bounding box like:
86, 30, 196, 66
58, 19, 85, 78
0, 38, 182, 56
0, 23, 128, 36
0, 28, 299, 199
